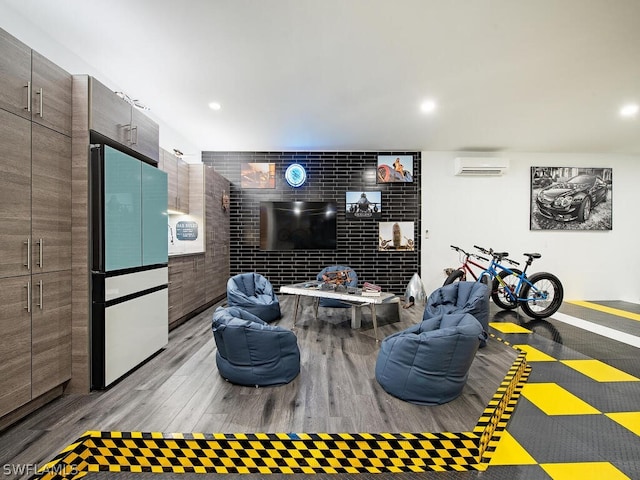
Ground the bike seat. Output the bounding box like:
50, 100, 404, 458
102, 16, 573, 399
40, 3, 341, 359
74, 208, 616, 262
524, 253, 541, 259
494, 251, 509, 259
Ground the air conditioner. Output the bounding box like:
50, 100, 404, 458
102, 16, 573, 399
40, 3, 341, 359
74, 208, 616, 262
454, 157, 509, 176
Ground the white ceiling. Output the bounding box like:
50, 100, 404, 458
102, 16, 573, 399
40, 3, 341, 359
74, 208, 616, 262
2, 0, 639, 155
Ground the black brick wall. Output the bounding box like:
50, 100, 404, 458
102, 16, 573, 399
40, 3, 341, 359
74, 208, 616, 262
202, 151, 421, 296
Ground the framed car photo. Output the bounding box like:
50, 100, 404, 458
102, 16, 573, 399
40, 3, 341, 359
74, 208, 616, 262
530, 166, 612, 230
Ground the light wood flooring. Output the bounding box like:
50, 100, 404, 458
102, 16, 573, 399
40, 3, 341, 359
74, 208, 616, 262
0, 295, 516, 473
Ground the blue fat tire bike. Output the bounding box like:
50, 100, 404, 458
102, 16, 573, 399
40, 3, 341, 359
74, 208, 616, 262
446, 245, 564, 318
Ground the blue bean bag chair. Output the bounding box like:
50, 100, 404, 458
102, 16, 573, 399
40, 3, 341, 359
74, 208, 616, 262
227, 273, 281, 322
423, 281, 490, 347
375, 312, 484, 405
316, 265, 358, 308
211, 306, 300, 387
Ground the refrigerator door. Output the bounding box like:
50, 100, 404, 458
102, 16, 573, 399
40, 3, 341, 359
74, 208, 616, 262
104, 145, 142, 271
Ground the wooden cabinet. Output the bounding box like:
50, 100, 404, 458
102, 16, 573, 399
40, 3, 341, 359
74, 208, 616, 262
0, 27, 72, 421
89, 76, 159, 162
161, 148, 190, 213
31, 271, 72, 398
168, 254, 205, 329
30, 51, 73, 136
168, 257, 184, 326
205, 166, 230, 303
0, 109, 31, 279
0, 29, 33, 121
31, 124, 72, 273
0, 29, 72, 137
166, 166, 230, 328
178, 159, 190, 213
0, 276, 32, 417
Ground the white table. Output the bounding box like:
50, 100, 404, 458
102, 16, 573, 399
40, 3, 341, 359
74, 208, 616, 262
279, 282, 400, 341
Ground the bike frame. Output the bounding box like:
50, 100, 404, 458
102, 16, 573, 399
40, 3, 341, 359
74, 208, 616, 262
457, 256, 486, 282
482, 257, 548, 304
449, 246, 490, 282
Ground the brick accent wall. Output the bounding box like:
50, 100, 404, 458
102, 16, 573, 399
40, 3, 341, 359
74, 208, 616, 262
202, 151, 421, 296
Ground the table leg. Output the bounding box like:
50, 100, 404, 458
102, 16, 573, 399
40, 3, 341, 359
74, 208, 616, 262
351, 305, 362, 329
293, 295, 301, 326
371, 304, 379, 342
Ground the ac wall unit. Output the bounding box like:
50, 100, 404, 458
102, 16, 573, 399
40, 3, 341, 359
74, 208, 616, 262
454, 157, 509, 176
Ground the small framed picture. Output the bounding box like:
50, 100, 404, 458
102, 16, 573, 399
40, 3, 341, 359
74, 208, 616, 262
241, 162, 276, 188
377, 155, 413, 183
378, 221, 415, 251
346, 191, 382, 219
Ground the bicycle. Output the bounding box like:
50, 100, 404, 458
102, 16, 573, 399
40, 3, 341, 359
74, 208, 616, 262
475, 246, 564, 318
444, 245, 523, 310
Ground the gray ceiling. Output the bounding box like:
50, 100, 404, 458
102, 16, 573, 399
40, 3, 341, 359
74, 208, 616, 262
2, 0, 639, 155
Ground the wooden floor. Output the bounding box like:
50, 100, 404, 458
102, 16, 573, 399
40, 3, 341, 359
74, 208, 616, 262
0, 295, 516, 472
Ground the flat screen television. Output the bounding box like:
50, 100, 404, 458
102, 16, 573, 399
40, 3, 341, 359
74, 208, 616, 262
260, 201, 337, 250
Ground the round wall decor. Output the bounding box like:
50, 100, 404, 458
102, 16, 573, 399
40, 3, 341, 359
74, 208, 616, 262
285, 163, 307, 187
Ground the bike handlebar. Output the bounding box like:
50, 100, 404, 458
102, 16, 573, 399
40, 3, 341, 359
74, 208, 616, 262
451, 245, 489, 263
474, 244, 521, 266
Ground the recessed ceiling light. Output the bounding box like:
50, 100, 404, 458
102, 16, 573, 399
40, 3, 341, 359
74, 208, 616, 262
619, 103, 638, 118
420, 100, 437, 114
208, 101, 222, 111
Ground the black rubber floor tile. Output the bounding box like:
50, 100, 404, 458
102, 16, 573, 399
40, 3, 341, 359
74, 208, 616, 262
525, 359, 592, 385
613, 460, 640, 480
557, 380, 640, 413
506, 398, 604, 464
553, 413, 640, 462
482, 465, 552, 479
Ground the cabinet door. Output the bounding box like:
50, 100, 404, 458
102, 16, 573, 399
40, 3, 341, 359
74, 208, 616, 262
194, 255, 206, 306
31, 51, 72, 137
104, 146, 142, 271
0, 28, 31, 120
181, 257, 196, 314
31, 124, 72, 274
89, 77, 131, 146
131, 108, 159, 163
31, 271, 72, 398
162, 150, 179, 211
0, 109, 32, 279
0, 276, 32, 417
177, 158, 190, 213
168, 257, 184, 325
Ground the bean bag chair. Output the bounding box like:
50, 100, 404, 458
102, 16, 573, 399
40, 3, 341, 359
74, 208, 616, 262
423, 281, 490, 347
375, 312, 484, 405
316, 265, 358, 308
211, 306, 300, 387
227, 273, 281, 322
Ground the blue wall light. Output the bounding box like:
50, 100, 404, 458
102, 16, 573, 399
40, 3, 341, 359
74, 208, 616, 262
285, 163, 307, 187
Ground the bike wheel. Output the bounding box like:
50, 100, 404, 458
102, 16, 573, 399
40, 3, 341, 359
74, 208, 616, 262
491, 269, 522, 310
520, 272, 564, 318
443, 268, 465, 286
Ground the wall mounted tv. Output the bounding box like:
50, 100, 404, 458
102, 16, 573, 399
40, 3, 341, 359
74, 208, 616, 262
260, 201, 337, 250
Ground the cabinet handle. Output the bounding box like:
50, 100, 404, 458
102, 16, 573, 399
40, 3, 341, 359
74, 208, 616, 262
25, 282, 31, 313
24, 82, 31, 112
24, 238, 31, 271
37, 238, 44, 268
123, 123, 132, 144
36, 87, 43, 118
37, 280, 43, 310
